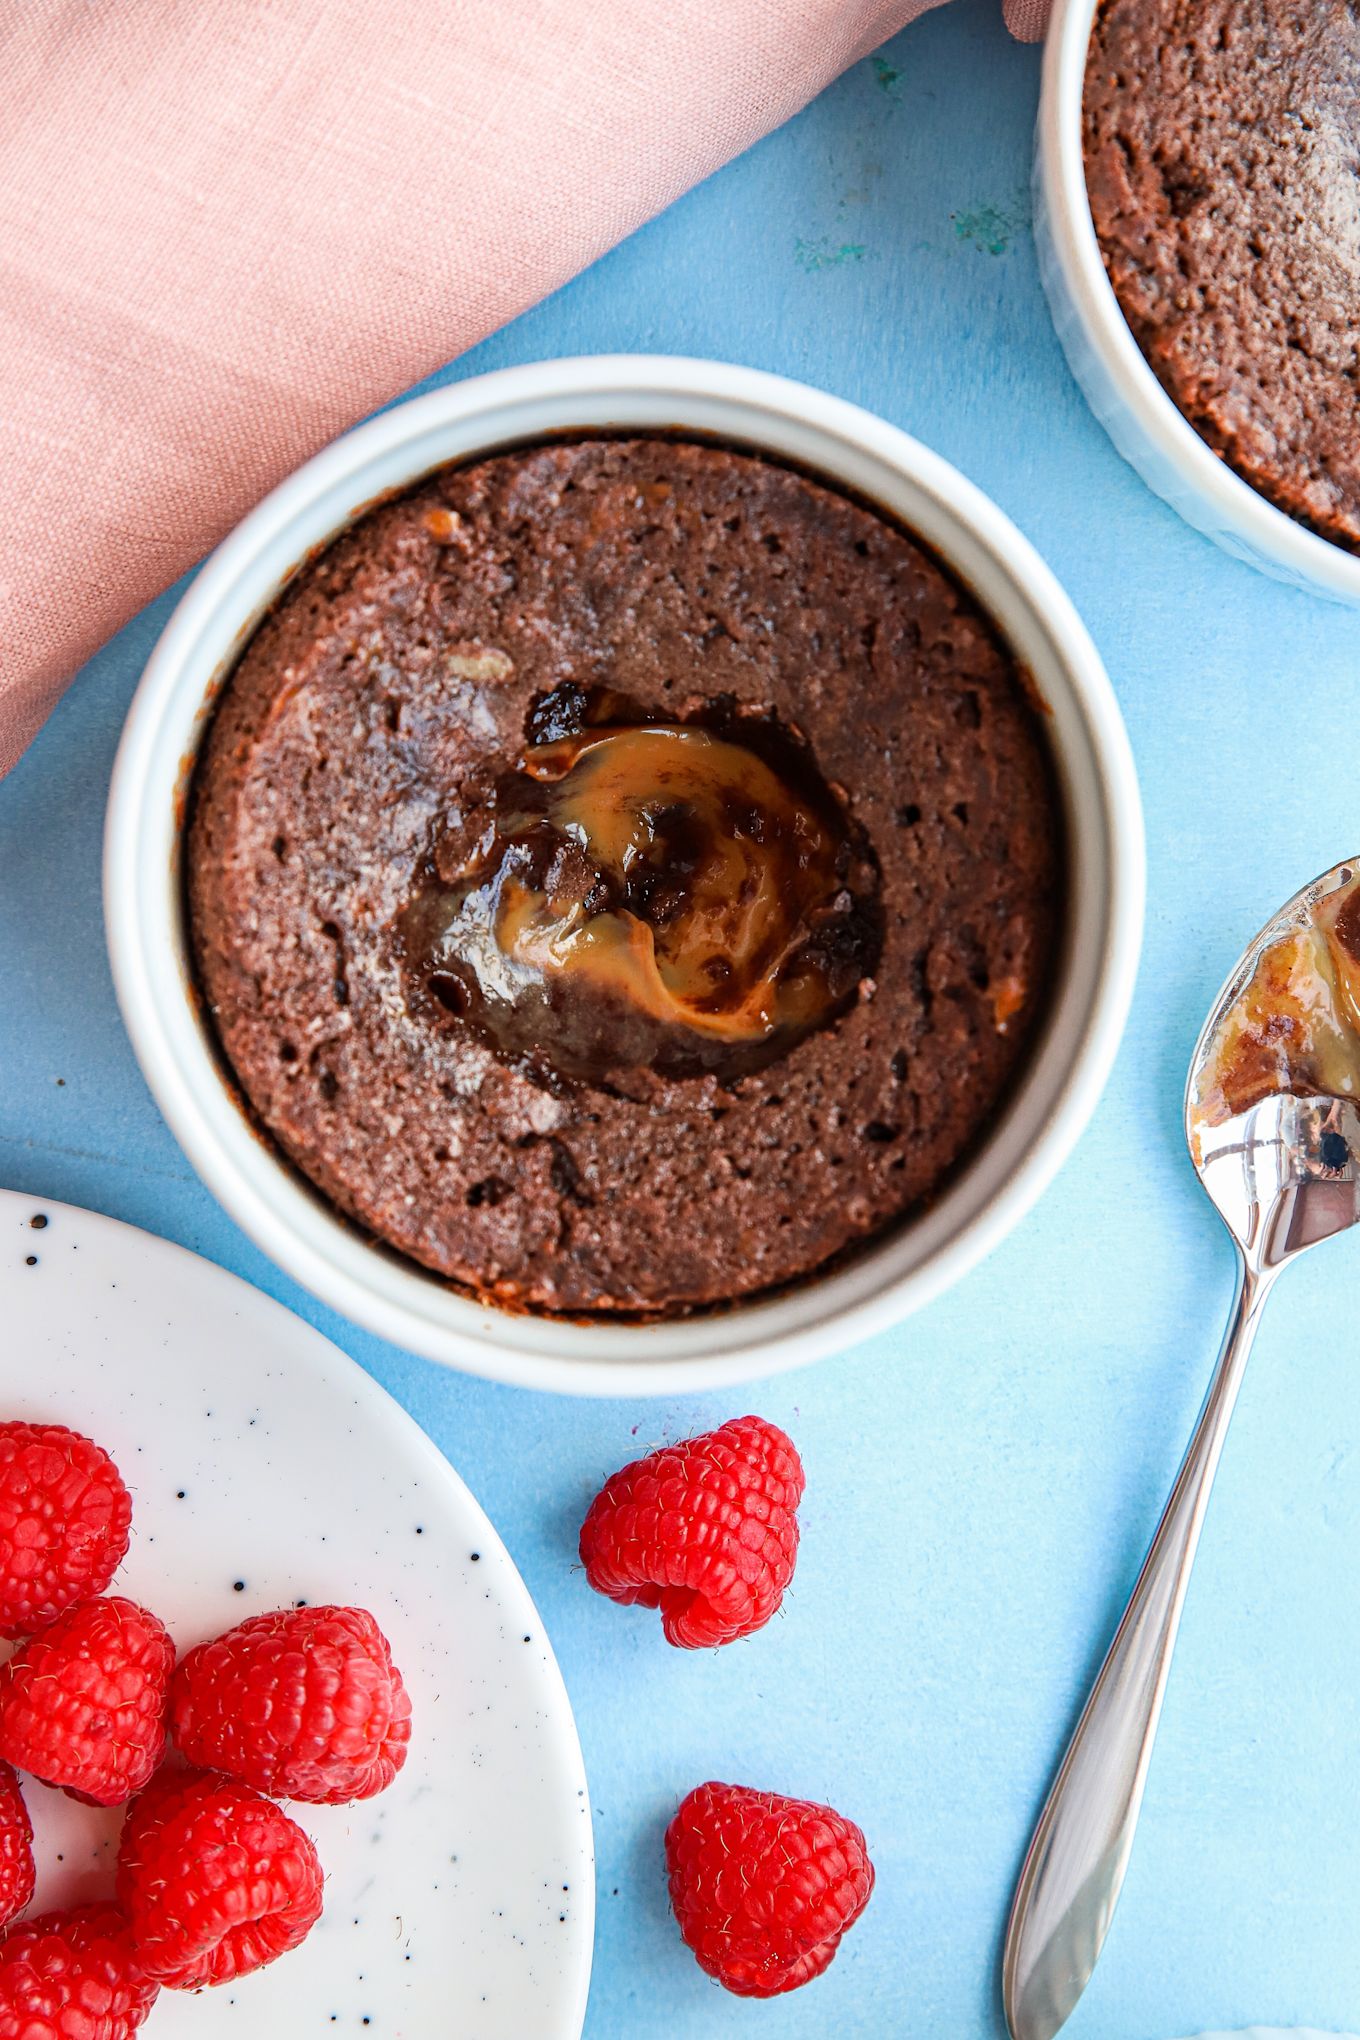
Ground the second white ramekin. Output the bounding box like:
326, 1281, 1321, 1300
105, 355, 1144, 1396
1037, 0, 1360, 606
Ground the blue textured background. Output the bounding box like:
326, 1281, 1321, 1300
4, 2, 1360, 2032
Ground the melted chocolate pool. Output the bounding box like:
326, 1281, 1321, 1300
404, 716, 881, 1082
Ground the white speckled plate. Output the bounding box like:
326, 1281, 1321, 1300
0, 1190, 593, 2037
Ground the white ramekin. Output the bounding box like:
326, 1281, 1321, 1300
1037, 0, 1360, 606
105, 355, 1144, 1396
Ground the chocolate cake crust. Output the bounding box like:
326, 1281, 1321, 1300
187, 436, 1063, 1315
1085, 0, 1360, 552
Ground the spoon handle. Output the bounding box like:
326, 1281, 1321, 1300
1002, 1253, 1274, 2040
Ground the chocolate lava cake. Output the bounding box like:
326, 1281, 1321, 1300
187, 436, 1064, 1315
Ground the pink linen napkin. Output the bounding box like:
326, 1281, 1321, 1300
0, 0, 1049, 775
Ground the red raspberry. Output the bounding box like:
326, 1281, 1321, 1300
117, 1767, 323, 1988
0, 1903, 157, 2038
170, 1603, 411, 1803
665, 1780, 875, 1998
579, 1416, 804, 1647
0, 1767, 32, 1933
0, 1597, 173, 1806
0, 1422, 131, 1639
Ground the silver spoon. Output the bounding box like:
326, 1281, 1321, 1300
1003, 856, 1360, 2040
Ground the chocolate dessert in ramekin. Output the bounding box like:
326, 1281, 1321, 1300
187, 436, 1064, 1315
1085, 0, 1360, 553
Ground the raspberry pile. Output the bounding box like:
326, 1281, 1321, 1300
1, 1400, 871, 2015
0, 1418, 411, 2035
580, 1416, 875, 1998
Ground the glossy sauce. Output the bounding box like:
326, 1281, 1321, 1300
405, 721, 880, 1081
1193, 876, 1360, 1127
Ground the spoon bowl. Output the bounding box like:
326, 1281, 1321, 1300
1004, 855, 1360, 2040
1189, 860, 1360, 1270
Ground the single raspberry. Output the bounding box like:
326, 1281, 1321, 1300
0, 1903, 157, 2038
0, 1767, 33, 1932
170, 1603, 411, 1803
117, 1767, 323, 1988
665, 1780, 875, 1997
0, 1597, 173, 1806
0, 1422, 132, 1639
579, 1416, 804, 1648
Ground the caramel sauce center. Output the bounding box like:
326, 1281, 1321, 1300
408, 721, 879, 1081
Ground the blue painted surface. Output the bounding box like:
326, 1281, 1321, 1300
4, 1, 1360, 2032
